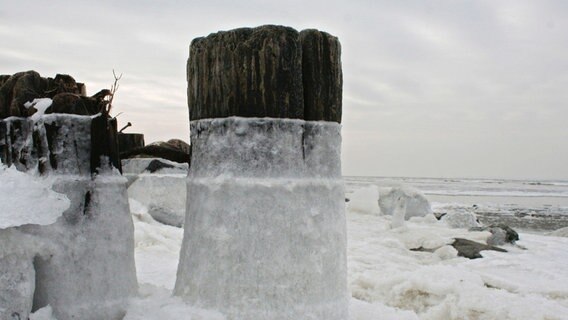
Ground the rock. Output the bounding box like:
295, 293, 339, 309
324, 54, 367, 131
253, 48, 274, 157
166, 138, 190, 154
0, 71, 48, 118
486, 224, 519, 245
121, 158, 188, 175
50, 74, 82, 96
145, 159, 175, 173
0, 75, 10, 87
120, 143, 191, 164
379, 187, 432, 219
49, 93, 100, 116
451, 238, 507, 259
441, 210, 481, 229
0, 71, 110, 119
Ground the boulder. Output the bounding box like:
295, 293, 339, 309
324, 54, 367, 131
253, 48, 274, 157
451, 238, 507, 259
120, 141, 191, 164
0, 71, 48, 118
166, 139, 190, 154
486, 224, 519, 245
0, 72, 92, 119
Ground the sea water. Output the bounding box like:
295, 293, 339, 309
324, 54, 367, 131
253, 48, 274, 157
344, 176, 568, 232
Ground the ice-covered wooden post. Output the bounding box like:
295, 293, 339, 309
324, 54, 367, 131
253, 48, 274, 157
174, 25, 348, 319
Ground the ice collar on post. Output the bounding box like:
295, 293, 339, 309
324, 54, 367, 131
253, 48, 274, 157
175, 25, 348, 319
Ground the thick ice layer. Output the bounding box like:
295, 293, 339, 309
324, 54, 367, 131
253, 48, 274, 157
0, 164, 69, 228
175, 117, 348, 319
0, 114, 93, 174
0, 230, 49, 320
15, 171, 138, 320
189, 117, 341, 179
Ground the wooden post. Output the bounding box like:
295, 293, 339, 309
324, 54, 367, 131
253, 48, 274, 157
176, 25, 347, 319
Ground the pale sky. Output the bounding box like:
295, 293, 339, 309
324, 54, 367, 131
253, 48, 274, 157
1, 0, 567, 180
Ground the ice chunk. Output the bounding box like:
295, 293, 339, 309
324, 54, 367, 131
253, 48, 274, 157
0, 164, 69, 229
440, 210, 482, 229
391, 195, 407, 228
379, 186, 432, 219
347, 185, 380, 215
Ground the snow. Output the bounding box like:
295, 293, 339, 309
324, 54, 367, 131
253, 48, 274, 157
24, 98, 53, 121
0, 163, 69, 229
123, 184, 568, 319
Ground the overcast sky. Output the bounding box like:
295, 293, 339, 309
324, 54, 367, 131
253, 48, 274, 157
1, 0, 567, 179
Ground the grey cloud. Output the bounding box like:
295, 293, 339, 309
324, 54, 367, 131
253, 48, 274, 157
1, 0, 566, 179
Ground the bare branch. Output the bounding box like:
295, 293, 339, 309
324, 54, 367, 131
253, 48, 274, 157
105, 69, 123, 116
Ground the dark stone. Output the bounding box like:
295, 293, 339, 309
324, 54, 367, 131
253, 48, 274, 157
49, 93, 101, 116
166, 139, 190, 154
145, 159, 175, 173
48, 74, 81, 97
299, 30, 342, 122
188, 25, 305, 121
120, 144, 191, 164
0, 75, 10, 87
118, 133, 145, 153
451, 238, 507, 259
490, 224, 519, 243
0, 71, 48, 118
0, 71, 100, 119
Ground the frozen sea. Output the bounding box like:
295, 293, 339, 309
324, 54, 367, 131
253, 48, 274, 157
344, 176, 568, 232
17, 171, 568, 319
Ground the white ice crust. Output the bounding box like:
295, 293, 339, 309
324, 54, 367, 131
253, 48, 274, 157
0, 164, 69, 229
175, 117, 348, 319
123, 158, 188, 227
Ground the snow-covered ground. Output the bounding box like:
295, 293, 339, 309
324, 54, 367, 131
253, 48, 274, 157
5, 167, 566, 319
124, 186, 568, 320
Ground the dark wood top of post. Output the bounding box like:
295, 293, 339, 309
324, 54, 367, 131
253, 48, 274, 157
187, 25, 342, 123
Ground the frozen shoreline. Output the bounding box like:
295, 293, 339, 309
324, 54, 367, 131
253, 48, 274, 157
127, 193, 568, 320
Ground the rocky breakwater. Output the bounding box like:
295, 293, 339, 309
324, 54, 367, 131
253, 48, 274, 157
175, 25, 348, 319
0, 71, 136, 320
